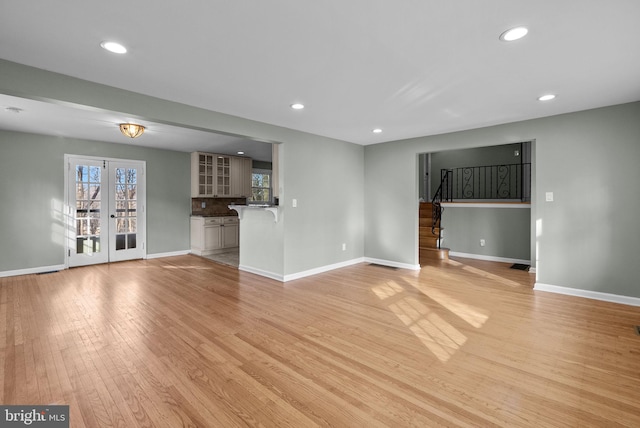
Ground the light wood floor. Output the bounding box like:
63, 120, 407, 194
2, 256, 640, 427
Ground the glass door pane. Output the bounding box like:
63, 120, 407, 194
68, 159, 109, 267
109, 161, 145, 262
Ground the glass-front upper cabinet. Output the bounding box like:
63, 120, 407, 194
216, 155, 231, 197
198, 153, 214, 196
191, 152, 251, 198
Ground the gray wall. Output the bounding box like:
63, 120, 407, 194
282, 134, 364, 274
0, 130, 190, 272
0, 59, 365, 278
441, 206, 530, 261
365, 101, 640, 298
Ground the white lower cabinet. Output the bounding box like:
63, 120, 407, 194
222, 222, 239, 248
191, 216, 239, 256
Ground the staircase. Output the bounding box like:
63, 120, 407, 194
419, 202, 449, 262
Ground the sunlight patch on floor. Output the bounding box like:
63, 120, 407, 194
371, 280, 405, 300
461, 265, 521, 287
411, 284, 489, 328
389, 297, 467, 363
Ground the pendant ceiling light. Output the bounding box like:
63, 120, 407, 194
119, 123, 145, 138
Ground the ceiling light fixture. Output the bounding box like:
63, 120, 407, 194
538, 94, 556, 101
119, 123, 145, 138
237, 151, 245, 155
372, 128, 383, 134
290, 103, 305, 110
499, 26, 528, 42
100, 41, 127, 54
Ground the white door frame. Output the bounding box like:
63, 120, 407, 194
64, 154, 147, 268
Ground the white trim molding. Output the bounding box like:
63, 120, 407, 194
283, 258, 366, 282
146, 250, 191, 259
0, 264, 66, 278
534, 282, 640, 307
363, 257, 421, 271
239, 265, 284, 282
242, 257, 419, 282
449, 252, 530, 265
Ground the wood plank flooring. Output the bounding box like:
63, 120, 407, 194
2, 255, 640, 427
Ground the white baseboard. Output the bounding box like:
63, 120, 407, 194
238, 265, 284, 282
534, 282, 640, 307
283, 258, 366, 282
240, 258, 376, 282
146, 250, 191, 259
0, 264, 66, 278
449, 252, 531, 265
363, 257, 421, 271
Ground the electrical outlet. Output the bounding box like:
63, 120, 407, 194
201, 201, 206, 208
292, 198, 297, 208
342, 243, 346, 251
480, 239, 486, 247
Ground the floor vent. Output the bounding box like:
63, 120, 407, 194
635, 326, 640, 336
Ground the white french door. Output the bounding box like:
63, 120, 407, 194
66, 156, 146, 267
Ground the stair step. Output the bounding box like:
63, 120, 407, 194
419, 202, 433, 215
419, 218, 435, 227
419, 201, 444, 255
419, 226, 441, 237
420, 242, 439, 250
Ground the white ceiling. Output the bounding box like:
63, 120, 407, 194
0, 94, 274, 161
1, 1, 639, 151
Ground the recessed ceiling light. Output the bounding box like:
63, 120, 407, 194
237, 151, 245, 155
372, 128, 383, 134
538, 94, 556, 101
499, 27, 528, 42
290, 103, 305, 110
100, 41, 127, 54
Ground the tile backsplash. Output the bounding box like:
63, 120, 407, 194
191, 197, 246, 216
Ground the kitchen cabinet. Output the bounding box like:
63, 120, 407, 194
231, 156, 252, 198
192, 152, 215, 197
190, 216, 239, 255
222, 221, 239, 247
215, 155, 231, 197
191, 152, 251, 198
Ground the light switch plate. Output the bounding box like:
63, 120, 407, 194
545, 192, 554, 202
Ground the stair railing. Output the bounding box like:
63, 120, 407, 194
445, 163, 531, 201
431, 169, 452, 249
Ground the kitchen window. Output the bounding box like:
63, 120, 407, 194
250, 169, 271, 204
